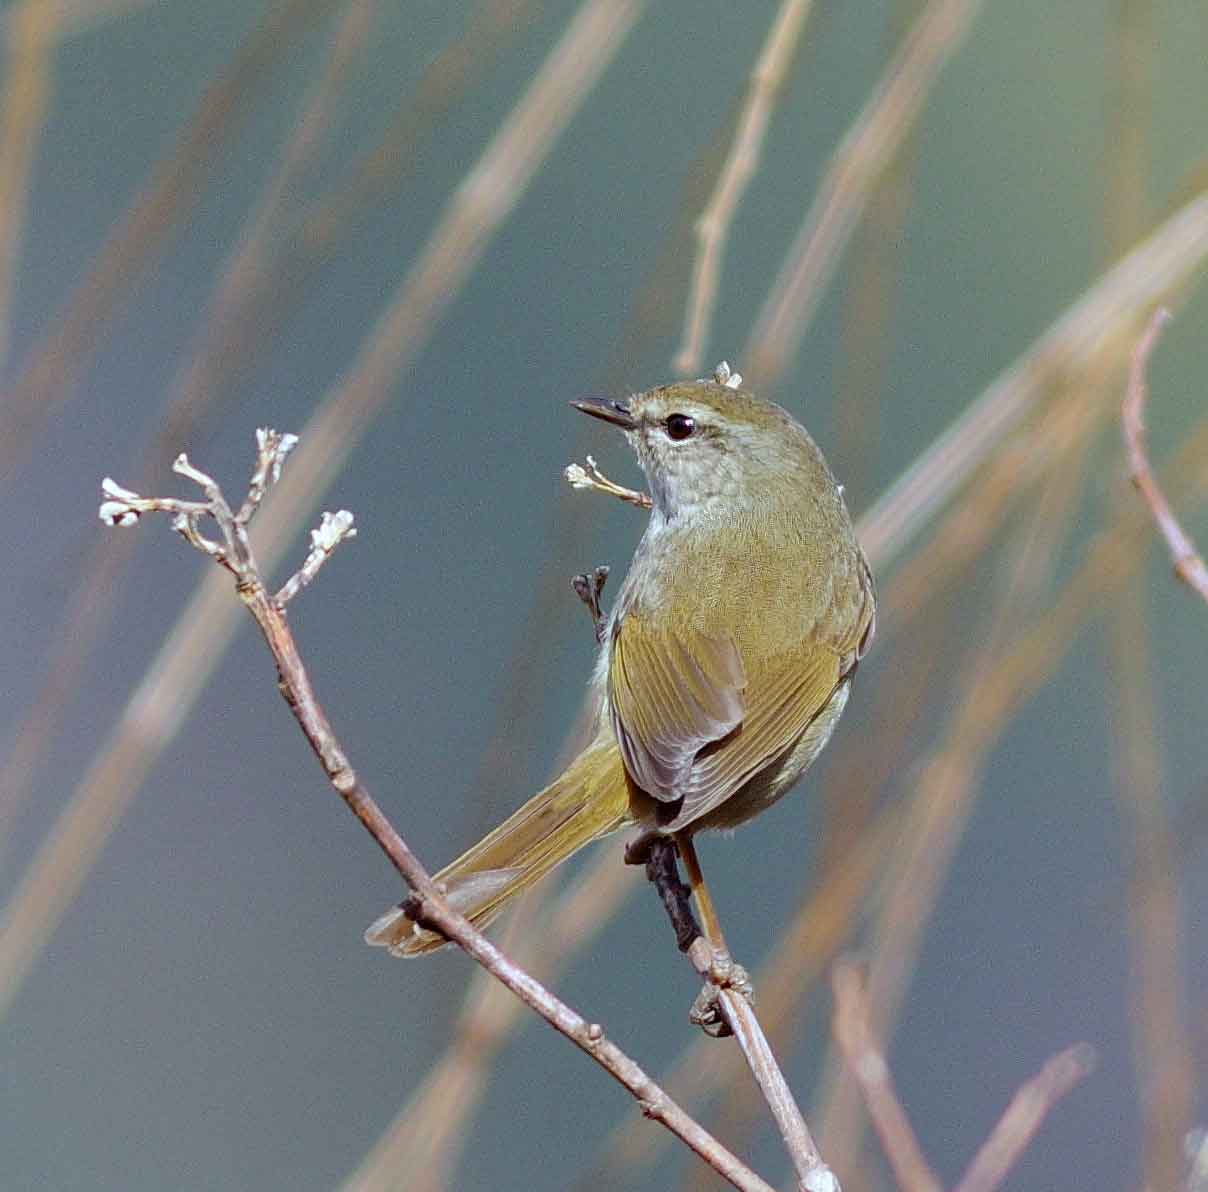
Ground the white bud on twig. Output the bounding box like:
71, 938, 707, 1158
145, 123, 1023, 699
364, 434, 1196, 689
711, 361, 743, 389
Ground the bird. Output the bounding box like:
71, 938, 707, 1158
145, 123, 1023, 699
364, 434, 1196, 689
366, 371, 875, 958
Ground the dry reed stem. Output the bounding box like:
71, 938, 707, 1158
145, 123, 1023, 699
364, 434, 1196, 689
296, 0, 540, 253
165, 0, 541, 438
584, 263, 1207, 1182
837, 951, 1095, 1192
831, 961, 941, 1192
354, 171, 740, 1188
1, 0, 162, 42
743, 0, 980, 388
1123, 310, 1208, 601
0, 0, 61, 372
855, 188, 1208, 569
0, 0, 645, 1021
0, 0, 375, 855
814, 413, 1208, 1174
878, 378, 1099, 645
92, 436, 776, 1192
833, 85, 921, 499
833, 904, 1094, 1192
163, 0, 376, 442
817, 466, 1093, 1171
672, 0, 816, 376
951, 1046, 1097, 1192
1115, 308, 1198, 1189
1101, 19, 1194, 1180
0, 0, 339, 475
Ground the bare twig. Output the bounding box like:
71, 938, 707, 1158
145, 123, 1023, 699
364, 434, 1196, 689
952, 1046, 1097, 1192
831, 960, 942, 1192
1122, 307, 1208, 602
672, 0, 816, 375
720, 986, 836, 1192
743, 0, 980, 387
97, 431, 777, 1192
564, 455, 652, 509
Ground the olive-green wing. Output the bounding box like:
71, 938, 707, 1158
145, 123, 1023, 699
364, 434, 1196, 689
609, 557, 873, 829
608, 621, 746, 800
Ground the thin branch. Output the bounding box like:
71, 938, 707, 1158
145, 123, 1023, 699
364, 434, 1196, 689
952, 1046, 1097, 1192
564, 454, 652, 509
0, 0, 646, 1024
343, 856, 633, 1191
672, 0, 816, 375
831, 960, 942, 1192
1122, 307, 1208, 602
743, 0, 980, 387
97, 431, 777, 1192
589, 806, 901, 1188
720, 986, 836, 1192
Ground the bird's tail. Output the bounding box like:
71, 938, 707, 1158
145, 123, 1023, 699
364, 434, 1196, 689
365, 742, 632, 957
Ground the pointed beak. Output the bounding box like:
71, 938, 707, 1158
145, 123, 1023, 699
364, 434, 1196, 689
570, 397, 637, 431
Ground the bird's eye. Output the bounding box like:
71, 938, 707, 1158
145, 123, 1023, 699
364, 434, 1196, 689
665, 413, 696, 441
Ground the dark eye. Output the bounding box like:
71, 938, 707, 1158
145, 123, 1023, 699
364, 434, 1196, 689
665, 413, 696, 441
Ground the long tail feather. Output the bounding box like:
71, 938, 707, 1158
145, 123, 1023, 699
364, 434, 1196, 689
365, 742, 631, 957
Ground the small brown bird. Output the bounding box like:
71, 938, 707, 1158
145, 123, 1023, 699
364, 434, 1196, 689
367, 373, 874, 956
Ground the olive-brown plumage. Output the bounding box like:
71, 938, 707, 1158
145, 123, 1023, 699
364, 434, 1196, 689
367, 379, 874, 956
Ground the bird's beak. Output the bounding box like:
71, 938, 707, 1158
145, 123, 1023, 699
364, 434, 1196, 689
570, 397, 637, 431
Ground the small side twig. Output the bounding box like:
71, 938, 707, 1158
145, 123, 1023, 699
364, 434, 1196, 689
564, 454, 652, 509
1122, 307, 1208, 604
98, 429, 776, 1192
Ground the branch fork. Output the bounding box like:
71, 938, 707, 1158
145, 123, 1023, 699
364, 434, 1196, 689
99, 428, 354, 606
97, 427, 781, 1192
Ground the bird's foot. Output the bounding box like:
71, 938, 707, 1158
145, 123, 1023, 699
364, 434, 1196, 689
571, 565, 610, 643
687, 938, 753, 1038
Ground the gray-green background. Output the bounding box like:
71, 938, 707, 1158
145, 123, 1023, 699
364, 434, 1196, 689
1, 2, 1206, 1189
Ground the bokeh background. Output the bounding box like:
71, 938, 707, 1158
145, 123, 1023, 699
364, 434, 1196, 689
1, 1, 1206, 1189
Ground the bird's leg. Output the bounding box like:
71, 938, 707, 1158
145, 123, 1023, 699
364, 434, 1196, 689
570, 565, 610, 643
625, 833, 751, 1037
678, 834, 753, 1039
625, 833, 701, 952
